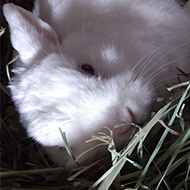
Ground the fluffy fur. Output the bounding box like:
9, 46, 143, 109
3, 0, 190, 167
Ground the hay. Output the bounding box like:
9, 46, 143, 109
1, 0, 190, 189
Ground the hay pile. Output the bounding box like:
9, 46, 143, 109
1, 0, 190, 189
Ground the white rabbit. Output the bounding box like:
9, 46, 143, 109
3, 0, 190, 167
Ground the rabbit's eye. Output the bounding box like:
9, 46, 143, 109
80, 64, 95, 75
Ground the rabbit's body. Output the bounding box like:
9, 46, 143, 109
3, 0, 190, 167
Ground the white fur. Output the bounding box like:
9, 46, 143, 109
3, 0, 190, 167
185, 0, 190, 16
101, 45, 119, 63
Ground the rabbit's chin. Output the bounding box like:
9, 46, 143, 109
44, 125, 137, 168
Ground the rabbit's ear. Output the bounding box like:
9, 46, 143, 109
3, 3, 58, 64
